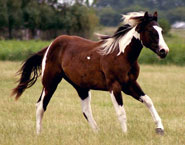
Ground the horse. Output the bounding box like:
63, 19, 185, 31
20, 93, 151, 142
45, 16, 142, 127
12, 11, 169, 135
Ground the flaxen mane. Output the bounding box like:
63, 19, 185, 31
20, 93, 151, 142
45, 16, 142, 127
97, 12, 145, 55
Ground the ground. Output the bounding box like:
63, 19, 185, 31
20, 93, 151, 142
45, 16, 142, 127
0, 61, 185, 145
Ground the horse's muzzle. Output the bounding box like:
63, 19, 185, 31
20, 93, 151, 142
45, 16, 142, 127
157, 48, 168, 59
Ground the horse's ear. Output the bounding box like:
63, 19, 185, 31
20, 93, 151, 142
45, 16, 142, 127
153, 11, 158, 21
144, 11, 149, 18
136, 12, 149, 33
143, 11, 149, 22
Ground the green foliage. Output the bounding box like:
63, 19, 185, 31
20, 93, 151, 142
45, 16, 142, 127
0, 0, 23, 38
158, 19, 171, 34
23, 1, 40, 31
38, 4, 56, 30
0, 40, 50, 61
120, 5, 149, 14
97, 0, 185, 10
96, 0, 185, 26
67, 4, 99, 37
97, 6, 120, 26
0, 0, 99, 39
0, 29, 184, 65
0, 0, 8, 28
167, 7, 185, 23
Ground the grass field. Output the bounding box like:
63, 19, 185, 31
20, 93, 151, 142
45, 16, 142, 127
0, 61, 185, 145
0, 28, 185, 65
0, 40, 50, 61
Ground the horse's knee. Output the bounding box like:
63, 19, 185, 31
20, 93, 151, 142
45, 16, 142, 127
140, 95, 153, 108
108, 81, 123, 106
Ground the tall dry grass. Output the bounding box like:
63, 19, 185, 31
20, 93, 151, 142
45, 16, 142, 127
0, 61, 185, 145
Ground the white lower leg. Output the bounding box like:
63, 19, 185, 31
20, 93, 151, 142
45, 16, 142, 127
36, 90, 45, 134
141, 95, 164, 130
110, 91, 127, 132
81, 91, 98, 131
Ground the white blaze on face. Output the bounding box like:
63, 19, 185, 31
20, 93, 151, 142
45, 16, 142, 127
153, 26, 169, 53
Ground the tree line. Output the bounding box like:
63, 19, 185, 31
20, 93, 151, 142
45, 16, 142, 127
0, 0, 98, 39
0, 0, 184, 39
96, 0, 185, 27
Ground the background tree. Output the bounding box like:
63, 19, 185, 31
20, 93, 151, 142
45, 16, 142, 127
97, 6, 120, 26
158, 19, 171, 34
0, 0, 8, 29
23, 1, 40, 37
167, 7, 185, 23
5, 0, 22, 38
67, 3, 99, 37
96, 0, 185, 26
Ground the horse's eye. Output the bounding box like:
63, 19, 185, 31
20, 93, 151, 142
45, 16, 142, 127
150, 31, 158, 37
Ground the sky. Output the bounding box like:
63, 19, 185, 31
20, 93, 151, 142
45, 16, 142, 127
58, 0, 93, 5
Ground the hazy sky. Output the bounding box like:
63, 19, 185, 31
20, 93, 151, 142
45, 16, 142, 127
58, 0, 93, 5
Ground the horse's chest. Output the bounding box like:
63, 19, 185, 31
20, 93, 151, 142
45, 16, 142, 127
102, 62, 138, 85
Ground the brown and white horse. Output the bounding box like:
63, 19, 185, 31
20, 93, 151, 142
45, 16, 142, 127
12, 12, 169, 135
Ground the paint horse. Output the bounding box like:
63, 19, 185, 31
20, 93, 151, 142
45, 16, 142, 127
12, 12, 169, 135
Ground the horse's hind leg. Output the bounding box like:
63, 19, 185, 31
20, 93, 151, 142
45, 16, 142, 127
76, 88, 98, 131
36, 71, 62, 134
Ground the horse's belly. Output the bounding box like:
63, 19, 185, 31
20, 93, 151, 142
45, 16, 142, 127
64, 69, 107, 90
62, 57, 107, 90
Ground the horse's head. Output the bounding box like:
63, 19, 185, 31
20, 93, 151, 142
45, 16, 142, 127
136, 12, 169, 58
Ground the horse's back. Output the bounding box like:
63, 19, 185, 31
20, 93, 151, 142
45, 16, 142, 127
56, 35, 100, 49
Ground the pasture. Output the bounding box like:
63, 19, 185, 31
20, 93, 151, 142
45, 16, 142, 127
0, 61, 185, 145
0, 29, 185, 65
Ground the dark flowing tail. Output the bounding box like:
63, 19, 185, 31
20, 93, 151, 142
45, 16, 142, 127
11, 47, 48, 100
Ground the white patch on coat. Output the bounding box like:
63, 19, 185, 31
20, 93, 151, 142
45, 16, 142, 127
110, 91, 127, 132
141, 95, 164, 130
153, 26, 169, 53
36, 89, 45, 134
81, 91, 98, 131
87, 56, 91, 60
100, 26, 140, 56
41, 42, 53, 77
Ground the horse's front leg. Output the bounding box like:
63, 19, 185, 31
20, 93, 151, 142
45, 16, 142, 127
76, 88, 98, 132
123, 81, 164, 135
109, 81, 127, 133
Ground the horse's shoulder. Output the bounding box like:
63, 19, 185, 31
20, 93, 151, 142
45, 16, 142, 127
128, 62, 140, 80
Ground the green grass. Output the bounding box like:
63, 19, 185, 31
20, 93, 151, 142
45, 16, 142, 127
0, 28, 185, 65
0, 40, 50, 61
0, 61, 185, 145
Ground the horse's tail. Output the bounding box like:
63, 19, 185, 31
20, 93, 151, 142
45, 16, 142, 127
11, 47, 48, 100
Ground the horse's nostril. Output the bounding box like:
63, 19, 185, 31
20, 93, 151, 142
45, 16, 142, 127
159, 49, 165, 54
159, 48, 167, 58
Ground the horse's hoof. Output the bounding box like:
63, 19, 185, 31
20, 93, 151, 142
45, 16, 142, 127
92, 127, 99, 133
155, 128, 164, 135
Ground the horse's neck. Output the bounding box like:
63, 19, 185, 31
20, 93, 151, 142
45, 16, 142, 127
125, 38, 143, 64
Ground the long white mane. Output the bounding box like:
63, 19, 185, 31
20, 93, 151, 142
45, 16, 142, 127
98, 12, 145, 56
122, 11, 145, 26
